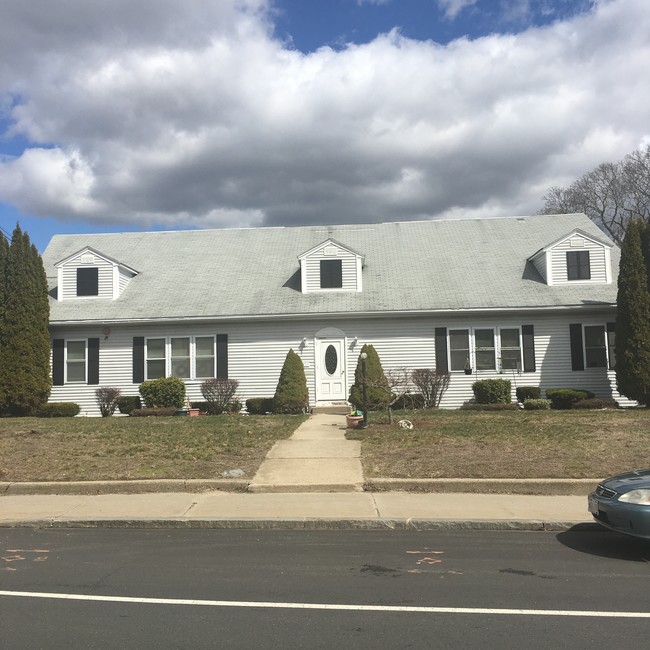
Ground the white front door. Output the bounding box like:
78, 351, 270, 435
316, 337, 347, 402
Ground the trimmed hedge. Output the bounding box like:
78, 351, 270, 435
117, 395, 141, 415
460, 402, 519, 411
139, 377, 186, 409
37, 402, 80, 417
472, 379, 512, 404
131, 407, 178, 417
545, 388, 594, 410
523, 398, 551, 410
572, 398, 618, 410
516, 386, 541, 402
246, 397, 275, 415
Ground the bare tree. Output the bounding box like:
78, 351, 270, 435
411, 368, 450, 408
541, 145, 650, 245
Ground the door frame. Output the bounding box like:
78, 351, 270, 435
314, 328, 349, 403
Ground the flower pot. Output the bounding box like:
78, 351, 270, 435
346, 415, 364, 429
187, 408, 201, 417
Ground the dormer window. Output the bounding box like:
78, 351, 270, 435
77, 267, 99, 296
567, 251, 590, 281
320, 260, 343, 289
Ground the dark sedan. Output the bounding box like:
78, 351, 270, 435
588, 469, 650, 539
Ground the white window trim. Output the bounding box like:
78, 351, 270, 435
65, 339, 87, 384
145, 335, 217, 381
448, 328, 471, 372
473, 327, 497, 372
448, 327, 523, 373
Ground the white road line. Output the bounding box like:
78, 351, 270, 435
1, 590, 650, 619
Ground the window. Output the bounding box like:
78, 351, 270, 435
146, 338, 166, 379
584, 326, 607, 368
320, 259, 343, 289
195, 337, 215, 378
567, 251, 591, 280
170, 337, 190, 378
499, 328, 521, 370
475, 329, 496, 370
449, 329, 470, 371
76, 267, 99, 296
66, 340, 86, 382
145, 336, 217, 380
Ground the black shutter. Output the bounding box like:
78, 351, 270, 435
133, 337, 145, 383
217, 334, 228, 379
606, 322, 616, 370
52, 339, 65, 386
88, 338, 100, 384
435, 327, 448, 372
569, 324, 584, 371
521, 325, 536, 372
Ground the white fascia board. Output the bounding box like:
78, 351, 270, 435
55, 246, 139, 275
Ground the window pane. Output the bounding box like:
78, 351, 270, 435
147, 339, 165, 359
171, 358, 190, 378
171, 337, 190, 357
476, 350, 496, 370
147, 359, 165, 379
67, 361, 85, 382
500, 328, 520, 348
501, 350, 521, 370
449, 330, 469, 349
475, 329, 494, 349
320, 259, 343, 288
67, 340, 86, 361
584, 326, 605, 348
195, 337, 214, 357
450, 350, 469, 371
196, 358, 215, 378
76, 267, 99, 296
585, 348, 607, 368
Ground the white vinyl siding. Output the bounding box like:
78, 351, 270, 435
118, 268, 135, 294
301, 243, 361, 293
550, 238, 608, 284
60, 255, 114, 300
49, 312, 628, 415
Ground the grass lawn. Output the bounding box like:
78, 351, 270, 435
0, 414, 308, 482
346, 409, 650, 479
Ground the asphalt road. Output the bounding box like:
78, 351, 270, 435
1, 527, 649, 649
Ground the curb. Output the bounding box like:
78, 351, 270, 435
0, 518, 600, 532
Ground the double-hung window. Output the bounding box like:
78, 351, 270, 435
66, 340, 87, 382
195, 337, 216, 378
584, 326, 607, 368
449, 329, 470, 371
320, 259, 343, 289
499, 328, 522, 370
170, 337, 191, 378
76, 267, 99, 296
475, 329, 496, 370
567, 251, 591, 280
146, 338, 166, 379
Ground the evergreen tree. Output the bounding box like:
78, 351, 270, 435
615, 220, 650, 404
0, 225, 51, 415
0, 233, 9, 411
273, 348, 309, 414
349, 344, 390, 410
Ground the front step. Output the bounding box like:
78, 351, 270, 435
312, 404, 350, 415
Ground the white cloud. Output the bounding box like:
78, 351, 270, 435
0, 0, 648, 232
437, 0, 479, 20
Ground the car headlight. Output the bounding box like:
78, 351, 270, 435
618, 489, 650, 504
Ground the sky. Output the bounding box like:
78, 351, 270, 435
0, 0, 648, 251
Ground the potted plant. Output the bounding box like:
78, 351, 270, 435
346, 409, 364, 429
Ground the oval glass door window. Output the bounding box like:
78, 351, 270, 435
325, 345, 338, 375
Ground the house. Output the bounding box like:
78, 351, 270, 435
42, 213, 624, 416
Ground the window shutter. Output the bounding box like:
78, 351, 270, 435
52, 339, 65, 386
569, 324, 584, 371
133, 337, 145, 383
521, 325, 536, 372
217, 334, 228, 379
435, 328, 448, 372
88, 338, 100, 384
606, 322, 616, 370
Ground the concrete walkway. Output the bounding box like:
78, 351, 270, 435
247, 413, 363, 492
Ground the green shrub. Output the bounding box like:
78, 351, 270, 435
391, 393, 425, 410
516, 386, 541, 402
460, 402, 519, 411
131, 407, 178, 417
117, 395, 141, 415
523, 398, 551, 410
246, 397, 274, 414
545, 388, 593, 410
139, 377, 186, 408
349, 344, 390, 410
95, 387, 121, 417
572, 398, 618, 409
273, 349, 309, 414
37, 402, 80, 417
472, 379, 512, 404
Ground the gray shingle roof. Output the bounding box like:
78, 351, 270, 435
43, 214, 619, 324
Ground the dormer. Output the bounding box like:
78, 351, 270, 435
55, 247, 138, 301
298, 239, 364, 294
528, 229, 613, 286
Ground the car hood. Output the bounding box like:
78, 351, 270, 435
601, 469, 650, 494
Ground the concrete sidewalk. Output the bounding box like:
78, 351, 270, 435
0, 491, 593, 530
